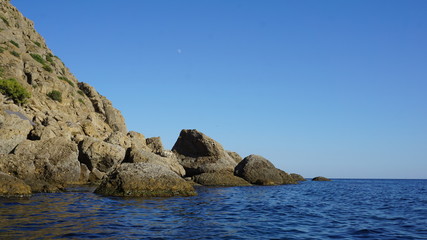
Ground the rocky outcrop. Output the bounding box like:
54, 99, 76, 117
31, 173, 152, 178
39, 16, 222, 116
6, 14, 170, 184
0, 110, 33, 154
234, 155, 296, 185
125, 147, 185, 177
94, 163, 196, 197
290, 173, 306, 181
192, 172, 251, 187
312, 176, 331, 181
172, 129, 237, 176
0, 172, 31, 197
78, 137, 126, 173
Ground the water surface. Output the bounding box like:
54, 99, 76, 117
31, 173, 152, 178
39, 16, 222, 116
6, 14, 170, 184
1, 179, 426, 239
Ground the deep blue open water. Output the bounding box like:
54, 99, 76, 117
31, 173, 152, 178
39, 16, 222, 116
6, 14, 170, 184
1, 179, 426, 239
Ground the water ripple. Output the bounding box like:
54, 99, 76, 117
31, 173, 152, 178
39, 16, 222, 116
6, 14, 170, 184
1, 180, 426, 239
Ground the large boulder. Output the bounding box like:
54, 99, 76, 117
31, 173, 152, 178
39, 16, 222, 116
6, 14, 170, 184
0, 172, 31, 197
0, 110, 33, 154
172, 129, 237, 176
13, 137, 81, 184
234, 155, 295, 185
125, 148, 185, 177
94, 162, 196, 197
0, 154, 36, 181
78, 137, 126, 172
192, 172, 251, 187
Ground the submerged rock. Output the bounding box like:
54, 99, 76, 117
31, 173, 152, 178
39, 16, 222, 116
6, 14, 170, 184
234, 155, 296, 185
94, 163, 196, 197
312, 176, 331, 181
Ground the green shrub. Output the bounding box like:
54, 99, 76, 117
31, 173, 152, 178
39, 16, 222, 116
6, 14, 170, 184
33, 41, 41, 47
0, 78, 31, 104
42, 65, 52, 72
0, 16, 9, 27
0, 67, 4, 77
77, 90, 85, 96
0, 46, 5, 53
10, 51, 19, 57
9, 40, 19, 48
30, 53, 45, 65
58, 76, 74, 87
46, 54, 54, 63
47, 90, 62, 102
78, 98, 85, 104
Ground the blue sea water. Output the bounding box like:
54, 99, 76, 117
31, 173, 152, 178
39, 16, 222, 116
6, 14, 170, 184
1, 179, 426, 239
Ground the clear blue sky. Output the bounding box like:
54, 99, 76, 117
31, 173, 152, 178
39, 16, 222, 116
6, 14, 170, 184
11, 0, 427, 179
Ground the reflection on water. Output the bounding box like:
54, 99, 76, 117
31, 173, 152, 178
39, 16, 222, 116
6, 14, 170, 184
1, 180, 427, 239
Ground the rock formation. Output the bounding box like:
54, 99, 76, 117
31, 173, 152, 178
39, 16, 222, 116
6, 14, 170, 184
172, 129, 238, 176
94, 163, 196, 197
234, 155, 296, 185
0, 0, 306, 197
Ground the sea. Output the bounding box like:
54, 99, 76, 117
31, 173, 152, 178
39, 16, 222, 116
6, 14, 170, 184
1, 179, 426, 239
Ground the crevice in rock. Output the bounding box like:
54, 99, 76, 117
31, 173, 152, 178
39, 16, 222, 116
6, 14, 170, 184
24, 71, 32, 85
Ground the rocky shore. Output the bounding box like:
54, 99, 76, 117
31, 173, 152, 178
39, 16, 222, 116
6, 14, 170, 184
0, 0, 315, 198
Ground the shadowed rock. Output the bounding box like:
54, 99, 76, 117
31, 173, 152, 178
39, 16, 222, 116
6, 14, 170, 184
94, 162, 196, 197
312, 176, 331, 181
234, 155, 296, 185
172, 129, 237, 176
192, 172, 251, 187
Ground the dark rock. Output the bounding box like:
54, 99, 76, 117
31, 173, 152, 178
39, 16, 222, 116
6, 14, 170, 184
172, 129, 237, 176
312, 176, 331, 181
234, 154, 294, 185
94, 162, 196, 197
192, 172, 251, 186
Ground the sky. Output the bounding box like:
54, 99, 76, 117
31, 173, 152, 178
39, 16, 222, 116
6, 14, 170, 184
10, 0, 427, 179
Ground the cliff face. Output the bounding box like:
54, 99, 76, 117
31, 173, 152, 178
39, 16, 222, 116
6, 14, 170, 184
0, 0, 127, 142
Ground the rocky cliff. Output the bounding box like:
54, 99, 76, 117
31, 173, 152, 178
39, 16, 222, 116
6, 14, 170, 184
0, 0, 306, 197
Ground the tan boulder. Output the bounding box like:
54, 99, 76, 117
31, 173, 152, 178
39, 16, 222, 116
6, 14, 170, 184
0, 171, 31, 197
78, 137, 126, 172
94, 162, 196, 197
